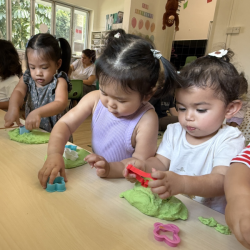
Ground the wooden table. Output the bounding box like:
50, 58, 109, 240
0, 110, 245, 250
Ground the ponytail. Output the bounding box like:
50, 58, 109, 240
153, 55, 181, 98
58, 38, 71, 74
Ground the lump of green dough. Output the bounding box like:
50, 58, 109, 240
215, 224, 231, 235
198, 216, 218, 227
8, 128, 50, 144
120, 181, 188, 221
45, 148, 91, 169
64, 149, 91, 169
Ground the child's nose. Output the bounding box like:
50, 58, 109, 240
108, 99, 116, 109
185, 110, 194, 121
36, 69, 43, 76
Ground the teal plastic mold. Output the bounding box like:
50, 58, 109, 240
46, 176, 66, 193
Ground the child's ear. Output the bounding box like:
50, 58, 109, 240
57, 59, 62, 69
225, 100, 242, 119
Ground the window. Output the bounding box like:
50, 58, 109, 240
12, 0, 31, 49
0, 0, 6, 39
3, 0, 89, 51
73, 9, 87, 56
35, 0, 52, 34
55, 4, 71, 42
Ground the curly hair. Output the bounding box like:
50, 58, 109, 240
179, 50, 248, 105
0, 39, 22, 80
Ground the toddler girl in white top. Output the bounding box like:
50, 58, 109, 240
125, 49, 247, 214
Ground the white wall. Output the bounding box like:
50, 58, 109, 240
175, 0, 216, 40
97, 0, 125, 31
128, 0, 174, 59
207, 0, 250, 86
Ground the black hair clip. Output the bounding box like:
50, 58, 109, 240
25, 35, 34, 48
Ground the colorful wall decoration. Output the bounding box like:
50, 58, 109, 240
135, 9, 153, 19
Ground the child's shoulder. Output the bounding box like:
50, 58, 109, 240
218, 124, 243, 138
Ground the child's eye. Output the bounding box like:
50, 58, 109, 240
178, 107, 186, 112
100, 91, 107, 96
42, 67, 48, 69
197, 109, 207, 113
117, 100, 126, 103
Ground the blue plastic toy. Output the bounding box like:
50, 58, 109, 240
46, 176, 66, 193
19, 126, 30, 135
65, 144, 77, 151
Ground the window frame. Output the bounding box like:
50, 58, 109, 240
4, 0, 89, 50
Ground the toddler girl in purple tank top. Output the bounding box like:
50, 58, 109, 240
38, 29, 180, 188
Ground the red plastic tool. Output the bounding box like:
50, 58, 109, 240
126, 164, 156, 187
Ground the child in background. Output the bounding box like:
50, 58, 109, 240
150, 72, 178, 131
4, 33, 72, 132
38, 30, 180, 188
0, 40, 22, 111
125, 49, 247, 214
225, 147, 250, 249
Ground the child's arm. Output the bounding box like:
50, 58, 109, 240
85, 109, 160, 178
149, 165, 227, 199
4, 76, 27, 127
25, 78, 68, 130
38, 90, 100, 188
225, 163, 250, 249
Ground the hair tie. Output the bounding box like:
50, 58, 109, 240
25, 35, 34, 48
208, 49, 228, 58
114, 32, 121, 38
151, 49, 162, 59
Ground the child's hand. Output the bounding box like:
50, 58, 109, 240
38, 153, 67, 188
123, 159, 146, 183
84, 154, 110, 177
148, 170, 185, 199
25, 110, 41, 130
225, 195, 250, 249
4, 107, 22, 127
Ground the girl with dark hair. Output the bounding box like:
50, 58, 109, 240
0, 39, 22, 110
69, 49, 96, 95
38, 30, 179, 188
125, 49, 247, 214
4, 33, 72, 133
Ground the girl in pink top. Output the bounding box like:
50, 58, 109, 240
38, 29, 180, 188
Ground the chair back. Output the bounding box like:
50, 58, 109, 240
184, 56, 197, 66
68, 80, 83, 100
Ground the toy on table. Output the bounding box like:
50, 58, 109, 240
46, 176, 66, 193
153, 222, 181, 247
65, 144, 77, 151
19, 126, 30, 135
126, 164, 156, 188
63, 147, 79, 161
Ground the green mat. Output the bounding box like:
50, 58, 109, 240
120, 181, 188, 221
8, 128, 50, 144
45, 148, 91, 169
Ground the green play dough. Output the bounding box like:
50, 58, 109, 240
198, 216, 231, 235
215, 224, 231, 235
120, 181, 188, 221
45, 148, 91, 169
8, 128, 50, 144
198, 216, 218, 227
64, 149, 90, 169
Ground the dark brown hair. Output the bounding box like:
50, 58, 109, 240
179, 50, 248, 105
0, 39, 22, 80
82, 49, 96, 63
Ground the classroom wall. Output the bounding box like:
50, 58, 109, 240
175, 0, 217, 41
128, 0, 174, 60
206, 0, 250, 88
97, 0, 125, 31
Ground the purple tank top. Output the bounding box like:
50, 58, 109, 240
92, 100, 153, 162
